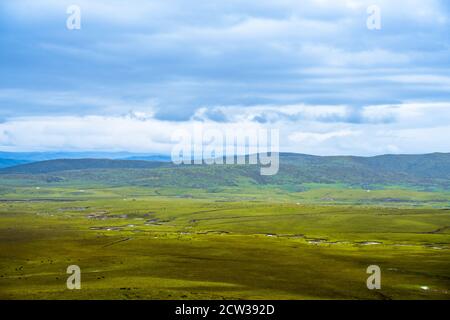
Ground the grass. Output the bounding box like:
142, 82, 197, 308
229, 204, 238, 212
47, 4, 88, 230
0, 184, 449, 300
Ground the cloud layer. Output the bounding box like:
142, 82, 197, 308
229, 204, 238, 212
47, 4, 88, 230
0, 0, 449, 154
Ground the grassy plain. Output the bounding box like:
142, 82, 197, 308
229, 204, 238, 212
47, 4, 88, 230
0, 184, 449, 300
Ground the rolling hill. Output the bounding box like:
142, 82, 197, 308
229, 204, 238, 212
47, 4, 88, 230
0, 158, 30, 169
0, 153, 449, 190
0, 158, 168, 174
0, 151, 170, 162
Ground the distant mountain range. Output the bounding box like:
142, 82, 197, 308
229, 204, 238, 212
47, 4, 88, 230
0, 151, 171, 165
0, 152, 449, 190
0, 158, 30, 169
0, 158, 168, 174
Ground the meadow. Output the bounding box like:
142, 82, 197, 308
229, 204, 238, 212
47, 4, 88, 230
0, 184, 449, 300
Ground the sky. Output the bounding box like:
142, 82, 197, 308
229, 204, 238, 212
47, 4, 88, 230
0, 0, 449, 155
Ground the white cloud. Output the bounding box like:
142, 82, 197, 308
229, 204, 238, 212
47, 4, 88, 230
289, 129, 360, 143
193, 103, 401, 124
193, 104, 349, 123
362, 102, 450, 127
1, 101, 449, 155
384, 75, 450, 89
3, 0, 174, 25
0, 115, 262, 153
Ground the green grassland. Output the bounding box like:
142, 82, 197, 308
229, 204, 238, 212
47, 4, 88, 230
0, 184, 449, 300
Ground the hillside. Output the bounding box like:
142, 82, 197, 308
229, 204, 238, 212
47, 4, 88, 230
0, 159, 29, 169
0, 153, 449, 189
0, 151, 170, 162
0, 158, 168, 174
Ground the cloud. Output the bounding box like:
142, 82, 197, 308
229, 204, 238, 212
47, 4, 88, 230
289, 129, 361, 143
192, 104, 397, 124
0, 101, 449, 155
0, 1, 449, 154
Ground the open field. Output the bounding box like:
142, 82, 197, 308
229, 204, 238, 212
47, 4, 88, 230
1, 185, 449, 300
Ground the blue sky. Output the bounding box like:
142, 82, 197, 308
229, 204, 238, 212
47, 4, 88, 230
0, 0, 449, 155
